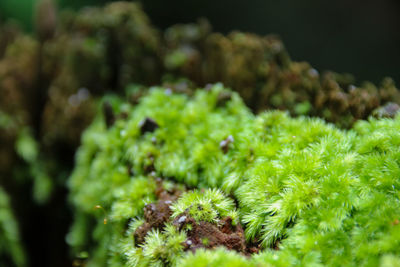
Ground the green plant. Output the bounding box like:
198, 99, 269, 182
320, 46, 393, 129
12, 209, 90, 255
171, 189, 239, 225
68, 84, 400, 266
0, 187, 26, 267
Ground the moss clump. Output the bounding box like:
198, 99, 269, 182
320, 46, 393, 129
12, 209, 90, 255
69, 84, 400, 266
170, 189, 239, 225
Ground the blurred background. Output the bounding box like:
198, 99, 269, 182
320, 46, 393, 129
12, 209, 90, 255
0, 0, 399, 84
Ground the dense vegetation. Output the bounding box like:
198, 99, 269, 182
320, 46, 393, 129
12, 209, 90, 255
68, 85, 400, 266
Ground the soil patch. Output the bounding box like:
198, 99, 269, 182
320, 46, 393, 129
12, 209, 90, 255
133, 180, 260, 255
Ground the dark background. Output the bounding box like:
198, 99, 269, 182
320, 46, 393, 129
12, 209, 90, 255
0, 0, 399, 85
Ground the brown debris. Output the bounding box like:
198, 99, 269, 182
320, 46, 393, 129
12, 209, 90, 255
134, 199, 172, 245
133, 178, 260, 255
219, 135, 234, 154
132, 179, 259, 254
139, 117, 159, 135
134, 177, 261, 254
246, 239, 261, 254
173, 214, 246, 253
133, 179, 181, 245
373, 102, 400, 118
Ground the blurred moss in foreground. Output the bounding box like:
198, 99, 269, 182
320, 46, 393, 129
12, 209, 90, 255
0, 187, 26, 267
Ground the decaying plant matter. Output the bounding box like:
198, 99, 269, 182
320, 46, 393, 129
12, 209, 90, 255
163, 21, 400, 126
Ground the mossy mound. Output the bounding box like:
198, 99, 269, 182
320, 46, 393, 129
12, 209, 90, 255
69, 85, 400, 266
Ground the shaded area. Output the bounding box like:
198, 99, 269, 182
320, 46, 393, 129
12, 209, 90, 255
143, 0, 400, 84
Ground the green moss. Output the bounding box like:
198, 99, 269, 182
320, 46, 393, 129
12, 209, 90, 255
69, 84, 400, 266
0, 187, 26, 267
132, 224, 187, 266
178, 248, 256, 267
171, 189, 239, 225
